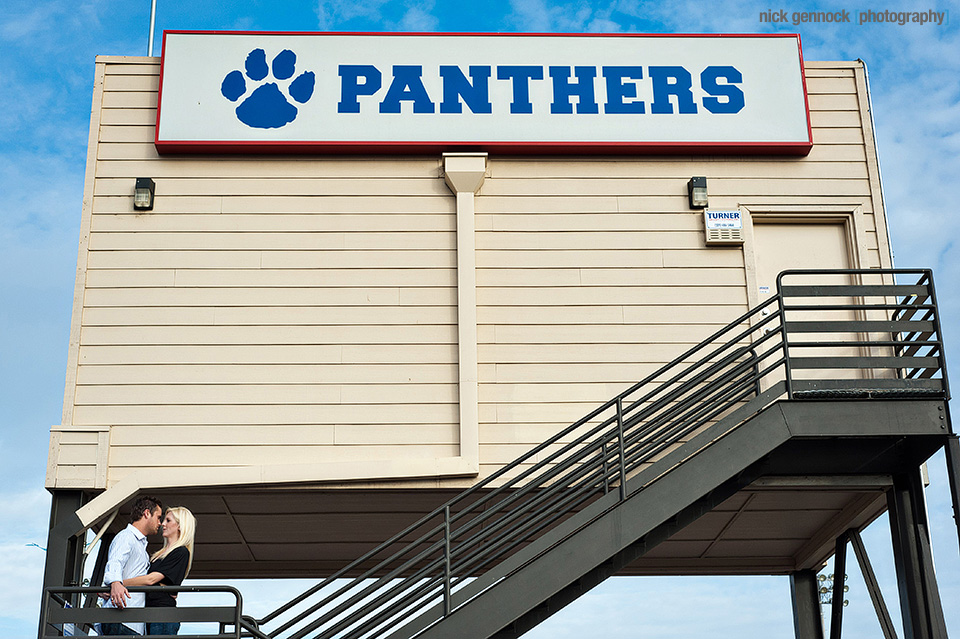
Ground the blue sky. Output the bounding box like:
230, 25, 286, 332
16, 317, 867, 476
1, 0, 958, 637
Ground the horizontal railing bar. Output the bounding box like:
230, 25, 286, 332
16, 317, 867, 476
789, 356, 940, 369
784, 320, 934, 333
788, 340, 940, 348
779, 268, 932, 278
44, 634, 236, 639
783, 303, 934, 312
46, 607, 237, 624
42, 586, 243, 639
780, 284, 928, 296
46, 586, 241, 595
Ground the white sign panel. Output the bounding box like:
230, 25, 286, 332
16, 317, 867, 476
704, 210, 744, 230
156, 32, 812, 154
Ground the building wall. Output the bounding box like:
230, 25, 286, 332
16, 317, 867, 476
47, 57, 892, 494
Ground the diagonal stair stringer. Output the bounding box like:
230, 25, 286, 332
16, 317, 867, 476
390, 386, 795, 639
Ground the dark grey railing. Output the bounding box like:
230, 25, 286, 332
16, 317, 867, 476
39, 585, 246, 638
778, 269, 949, 399
238, 269, 947, 639
40, 270, 950, 639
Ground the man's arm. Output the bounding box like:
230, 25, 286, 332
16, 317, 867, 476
103, 535, 132, 608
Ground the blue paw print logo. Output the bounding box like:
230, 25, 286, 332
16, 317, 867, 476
221, 49, 315, 129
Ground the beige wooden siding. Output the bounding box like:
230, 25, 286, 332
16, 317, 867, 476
473, 62, 887, 479
54, 57, 462, 488
49, 58, 890, 491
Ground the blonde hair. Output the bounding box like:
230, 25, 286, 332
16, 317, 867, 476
151, 506, 196, 577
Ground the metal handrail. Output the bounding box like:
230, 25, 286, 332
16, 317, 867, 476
259, 297, 782, 633
40, 585, 244, 639
251, 269, 947, 639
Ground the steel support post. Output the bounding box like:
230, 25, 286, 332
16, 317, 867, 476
829, 534, 848, 639
42, 491, 85, 591
945, 434, 960, 555
887, 471, 948, 639
84, 532, 114, 609
39, 490, 86, 638
790, 570, 825, 639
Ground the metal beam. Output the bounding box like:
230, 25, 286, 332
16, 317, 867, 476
84, 532, 114, 610
887, 471, 948, 639
848, 530, 898, 639
829, 534, 848, 639
790, 570, 825, 639
41, 491, 85, 591
945, 434, 960, 555
39, 490, 86, 639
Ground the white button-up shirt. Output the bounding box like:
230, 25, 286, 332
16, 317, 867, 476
102, 523, 150, 634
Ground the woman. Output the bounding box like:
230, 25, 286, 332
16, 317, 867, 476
121, 506, 196, 635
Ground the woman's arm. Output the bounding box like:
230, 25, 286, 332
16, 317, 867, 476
121, 571, 165, 587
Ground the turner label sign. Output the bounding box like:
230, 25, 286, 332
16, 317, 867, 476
156, 32, 812, 154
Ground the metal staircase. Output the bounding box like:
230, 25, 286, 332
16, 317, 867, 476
40, 269, 955, 639
238, 268, 952, 639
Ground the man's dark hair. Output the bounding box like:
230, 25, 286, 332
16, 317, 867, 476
129, 496, 163, 524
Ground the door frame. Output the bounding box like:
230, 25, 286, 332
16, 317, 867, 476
742, 204, 871, 310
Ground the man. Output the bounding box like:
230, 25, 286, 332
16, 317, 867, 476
100, 496, 163, 636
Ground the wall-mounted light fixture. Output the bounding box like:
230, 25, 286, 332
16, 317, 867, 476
134, 178, 155, 210
687, 176, 708, 209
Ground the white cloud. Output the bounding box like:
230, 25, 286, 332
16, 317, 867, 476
0, 542, 47, 626
0, 489, 51, 630
0, 3, 61, 41
400, 0, 440, 31
0, 488, 50, 539
315, 0, 440, 31
506, 0, 624, 32
316, 0, 392, 29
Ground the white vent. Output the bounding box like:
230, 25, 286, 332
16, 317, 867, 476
704, 209, 745, 245
706, 227, 745, 244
